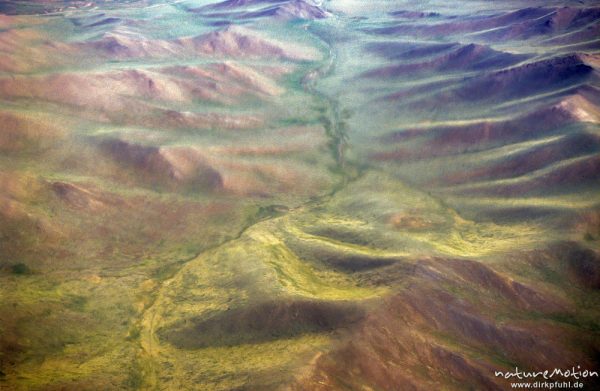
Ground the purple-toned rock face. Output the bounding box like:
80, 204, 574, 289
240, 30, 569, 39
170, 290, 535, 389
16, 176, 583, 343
195, 0, 329, 20
0, 1, 599, 390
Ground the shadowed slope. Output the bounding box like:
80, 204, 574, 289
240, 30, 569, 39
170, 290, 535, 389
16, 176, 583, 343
160, 299, 364, 349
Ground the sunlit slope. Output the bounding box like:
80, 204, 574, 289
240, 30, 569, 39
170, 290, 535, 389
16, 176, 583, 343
0, 1, 338, 268
142, 172, 598, 390
323, 0, 600, 224
0, 1, 340, 389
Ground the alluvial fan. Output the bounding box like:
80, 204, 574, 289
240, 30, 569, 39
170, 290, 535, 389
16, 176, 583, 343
0, 0, 598, 390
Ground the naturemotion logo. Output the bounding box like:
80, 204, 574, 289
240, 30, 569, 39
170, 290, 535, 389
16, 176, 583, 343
494, 366, 598, 381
